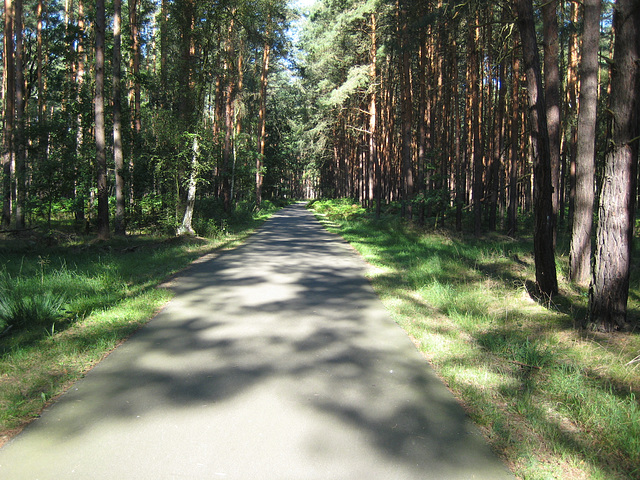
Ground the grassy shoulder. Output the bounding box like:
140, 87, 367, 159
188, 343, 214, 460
309, 198, 640, 480
0, 204, 280, 446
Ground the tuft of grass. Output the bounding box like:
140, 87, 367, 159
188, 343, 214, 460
310, 199, 640, 480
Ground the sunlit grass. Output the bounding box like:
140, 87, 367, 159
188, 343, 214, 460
0, 205, 278, 445
309, 199, 640, 480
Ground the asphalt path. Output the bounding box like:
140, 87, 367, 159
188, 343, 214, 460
0, 203, 514, 479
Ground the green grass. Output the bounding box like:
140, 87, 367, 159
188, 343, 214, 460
0, 203, 282, 445
309, 199, 640, 480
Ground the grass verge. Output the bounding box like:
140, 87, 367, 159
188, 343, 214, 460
0, 205, 279, 446
309, 198, 640, 480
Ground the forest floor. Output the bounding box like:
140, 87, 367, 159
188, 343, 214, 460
309, 199, 640, 480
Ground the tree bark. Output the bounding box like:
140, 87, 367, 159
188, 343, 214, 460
515, 0, 558, 296
113, 0, 126, 235
95, 0, 109, 239
542, 0, 561, 244
507, 46, 520, 236
369, 13, 381, 218
3, 0, 14, 228
398, 0, 413, 219
570, 0, 600, 285
178, 135, 199, 236
589, 0, 640, 331
14, 0, 25, 229
469, 15, 482, 235
256, 27, 271, 207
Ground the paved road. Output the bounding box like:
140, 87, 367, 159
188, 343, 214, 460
0, 203, 513, 479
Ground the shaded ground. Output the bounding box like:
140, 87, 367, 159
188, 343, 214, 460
0, 203, 513, 479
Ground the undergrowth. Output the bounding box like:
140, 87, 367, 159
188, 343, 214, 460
309, 198, 640, 480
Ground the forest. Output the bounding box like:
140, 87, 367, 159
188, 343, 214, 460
2, 0, 639, 333
1, 0, 640, 477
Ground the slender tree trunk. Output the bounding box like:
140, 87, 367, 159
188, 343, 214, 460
515, 0, 558, 296
570, 0, 600, 285
3, 0, 15, 228
178, 135, 199, 236
469, 15, 482, 235
14, 0, 25, 228
256, 29, 271, 207
370, 13, 381, 218
508, 46, 520, 236
566, 0, 579, 229
37, 0, 48, 172
589, 0, 640, 331
128, 0, 141, 196
74, 0, 87, 224
542, 0, 561, 243
398, 0, 413, 219
95, 0, 109, 239
160, 0, 168, 103
222, 32, 235, 213
113, 0, 125, 235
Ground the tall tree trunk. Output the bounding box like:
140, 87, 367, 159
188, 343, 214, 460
370, 13, 381, 218
256, 28, 271, 207
542, 0, 561, 243
508, 46, 520, 236
14, 0, 25, 229
128, 0, 141, 196
222, 20, 235, 213
178, 135, 199, 236
95, 0, 109, 239
566, 0, 580, 229
469, 15, 482, 236
515, 0, 558, 296
589, 0, 640, 331
74, 0, 87, 225
37, 0, 48, 174
398, 0, 413, 219
160, 0, 168, 103
113, 0, 125, 235
570, 0, 600, 285
2, 0, 14, 228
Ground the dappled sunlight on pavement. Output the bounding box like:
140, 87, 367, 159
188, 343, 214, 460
0, 203, 513, 479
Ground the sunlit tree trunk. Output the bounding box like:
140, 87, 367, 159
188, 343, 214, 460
256, 23, 271, 207
398, 0, 413, 219
515, 0, 558, 296
469, 14, 482, 235
37, 0, 48, 174
3, 0, 15, 228
589, 0, 640, 331
507, 46, 520, 236
542, 0, 561, 244
95, 0, 109, 239
222, 17, 236, 213
369, 13, 380, 217
566, 0, 579, 228
570, 0, 600, 285
178, 135, 199, 236
14, 0, 25, 229
113, 0, 125, 235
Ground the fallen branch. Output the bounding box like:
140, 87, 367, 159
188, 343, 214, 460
510, 360, 541, 370
626, 354, 640, 366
